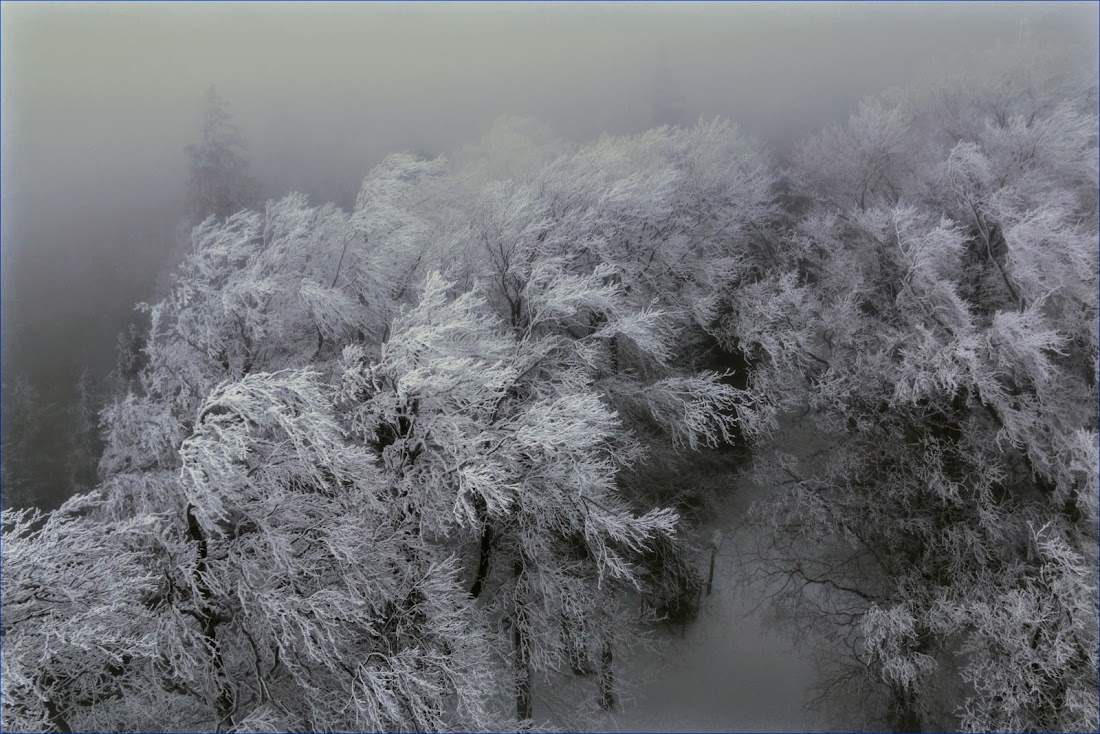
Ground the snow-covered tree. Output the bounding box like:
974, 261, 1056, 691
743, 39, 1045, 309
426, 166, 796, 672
10, 111, 760, 725
170, 369, 495, 730
437, 124, 779, 636
1, 494, 161, 732
793, 99, 916, 212
443, 117, 778, 444
733, 56, 1099, 731
185, 87, 261, 225
337, 271, 738, 718
4, 370, 497, 731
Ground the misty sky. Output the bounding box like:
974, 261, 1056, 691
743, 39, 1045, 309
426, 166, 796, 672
2, 1, 1097, 401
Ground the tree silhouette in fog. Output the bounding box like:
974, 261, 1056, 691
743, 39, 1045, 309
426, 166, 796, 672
185, 86, 260, 224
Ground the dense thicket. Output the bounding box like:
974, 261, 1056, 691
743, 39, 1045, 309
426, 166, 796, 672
3, 49, 1096, 732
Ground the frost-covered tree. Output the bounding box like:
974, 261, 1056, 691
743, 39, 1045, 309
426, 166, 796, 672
169, 370, 495, 731
1, 494, 162, 732
3, 371, 496, 732
732, 56, 1099, 731
436, 123, 779, 637
793, 99, 916, 212
443, 117, 778, 443
7, 181, 508, 729
337, 271, 738, 719
8, 115, 756, 726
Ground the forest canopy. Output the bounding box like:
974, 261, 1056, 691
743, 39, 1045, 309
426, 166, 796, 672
2, 42, 1097, 734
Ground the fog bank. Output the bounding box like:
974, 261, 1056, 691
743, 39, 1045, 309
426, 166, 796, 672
2, 1, 1096, 400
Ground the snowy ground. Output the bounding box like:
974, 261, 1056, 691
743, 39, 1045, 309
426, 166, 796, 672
532, 469, 832, 732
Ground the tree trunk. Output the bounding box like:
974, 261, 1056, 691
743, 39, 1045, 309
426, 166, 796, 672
469, 499, 494, 599
890, 689, 921, 733
598, 639, 616, 711
186, 505, 234, 730
563, 615, 594, 676
706, 547, 716, 596
892, 707, 921, 733
514, 620, 532, 721
513, 561, 532, 721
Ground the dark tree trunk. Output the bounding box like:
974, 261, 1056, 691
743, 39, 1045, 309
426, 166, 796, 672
186, 504, 233, 730
512, 561, 532, 721
598, 639, 616, 711
563, 615, 594, 676
893, 708, 921, 733
469, 498, 494, 599
514, 620, 532, 721
890, 689, 922, 733
706, 546, 717, 596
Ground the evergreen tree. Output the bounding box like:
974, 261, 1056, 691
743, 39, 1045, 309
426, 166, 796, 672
185, 87, 260, 225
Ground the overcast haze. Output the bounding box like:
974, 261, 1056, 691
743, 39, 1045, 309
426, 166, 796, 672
2, 1, 1097, 400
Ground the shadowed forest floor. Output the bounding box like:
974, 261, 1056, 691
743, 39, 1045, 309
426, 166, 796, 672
534, 466, 831, 732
